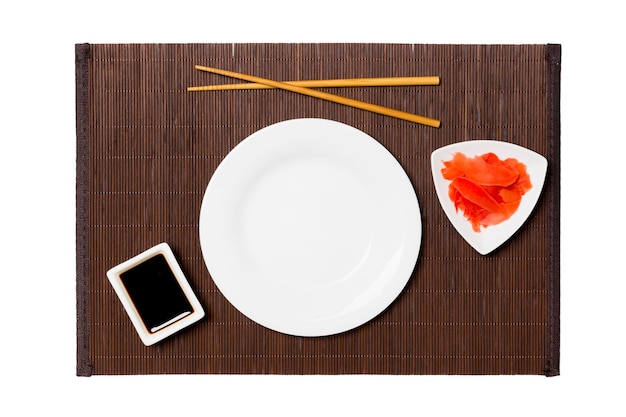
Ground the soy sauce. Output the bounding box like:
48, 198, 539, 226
120, 253, 193, 333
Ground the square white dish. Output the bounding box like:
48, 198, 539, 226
106, 242, 204, 345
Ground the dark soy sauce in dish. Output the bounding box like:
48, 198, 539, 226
120, 253, 193, 333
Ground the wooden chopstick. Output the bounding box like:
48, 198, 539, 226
187, 76, 440, 91
193, 65, 440, 128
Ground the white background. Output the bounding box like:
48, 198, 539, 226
1, 1, 624, 415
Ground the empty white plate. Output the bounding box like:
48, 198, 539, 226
199, 118, 421, 336
431, 140, 548, 255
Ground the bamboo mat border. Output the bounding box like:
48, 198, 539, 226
76, 43, 92, 377
75, 43, 561, 377
545, 44, 560, 377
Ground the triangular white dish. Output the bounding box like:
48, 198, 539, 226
431, 140, 548, 255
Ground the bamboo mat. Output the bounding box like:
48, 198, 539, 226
76, 43, 560, 376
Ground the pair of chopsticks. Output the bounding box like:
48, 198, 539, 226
188, 65, 441, 128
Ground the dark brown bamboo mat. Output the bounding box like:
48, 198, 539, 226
76, 43, 560, 376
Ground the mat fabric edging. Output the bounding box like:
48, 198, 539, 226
545, 43, 561, 377
76, 43, 93, 377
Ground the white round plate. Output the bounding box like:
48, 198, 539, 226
199, 118, 421, 336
